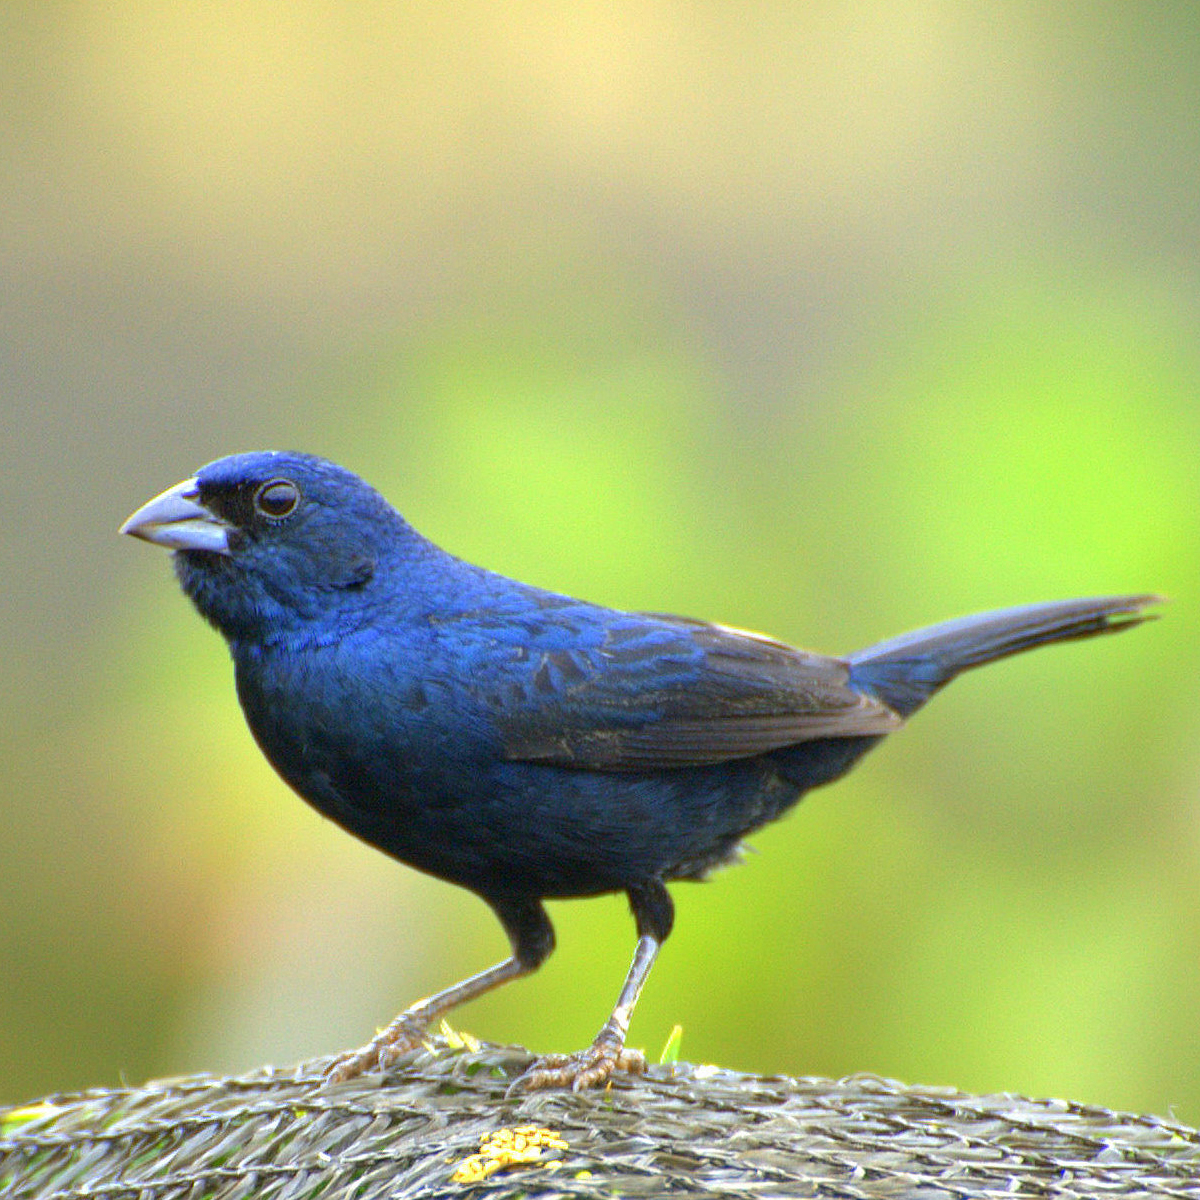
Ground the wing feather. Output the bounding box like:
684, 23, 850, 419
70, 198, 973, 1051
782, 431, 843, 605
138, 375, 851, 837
492, 612, 900, 771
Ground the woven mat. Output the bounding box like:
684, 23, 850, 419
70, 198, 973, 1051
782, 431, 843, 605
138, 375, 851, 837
2, 1039, 1197, 1198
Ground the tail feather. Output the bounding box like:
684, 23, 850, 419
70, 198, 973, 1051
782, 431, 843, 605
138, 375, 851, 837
848, 594, 1161, 717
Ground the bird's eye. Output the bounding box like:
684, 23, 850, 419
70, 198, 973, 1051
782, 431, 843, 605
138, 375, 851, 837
254, 479, 300, 519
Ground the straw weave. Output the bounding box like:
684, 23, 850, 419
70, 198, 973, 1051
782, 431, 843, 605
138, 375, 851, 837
3, 1039, 1197, 1198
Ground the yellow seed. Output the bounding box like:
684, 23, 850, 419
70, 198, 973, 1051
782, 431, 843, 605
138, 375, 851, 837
452, 1125, 569, 1184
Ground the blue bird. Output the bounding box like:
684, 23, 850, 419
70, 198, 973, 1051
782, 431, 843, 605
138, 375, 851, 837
121, 451, 1159, 1090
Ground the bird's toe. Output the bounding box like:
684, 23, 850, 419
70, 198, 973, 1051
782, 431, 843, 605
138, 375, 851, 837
324, 1013, 429, 1084
513, 1038, 645, 1093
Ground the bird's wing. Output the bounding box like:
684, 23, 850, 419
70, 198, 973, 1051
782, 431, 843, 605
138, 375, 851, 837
478, 610, 902, 772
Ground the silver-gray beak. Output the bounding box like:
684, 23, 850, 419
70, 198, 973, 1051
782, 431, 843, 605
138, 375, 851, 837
119, 477, 232, 555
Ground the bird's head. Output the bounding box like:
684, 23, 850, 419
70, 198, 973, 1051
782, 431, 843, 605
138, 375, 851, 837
121, 451, 412, 642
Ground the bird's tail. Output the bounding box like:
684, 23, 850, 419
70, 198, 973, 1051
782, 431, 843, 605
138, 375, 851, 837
848, 594, 1160, 718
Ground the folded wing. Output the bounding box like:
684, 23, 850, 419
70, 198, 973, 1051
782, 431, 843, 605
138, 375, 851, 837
490, 612, 901, 772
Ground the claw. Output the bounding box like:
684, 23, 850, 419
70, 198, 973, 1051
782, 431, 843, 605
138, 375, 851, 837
324, 1013, 428, 1084
514, 1037, 646, 1092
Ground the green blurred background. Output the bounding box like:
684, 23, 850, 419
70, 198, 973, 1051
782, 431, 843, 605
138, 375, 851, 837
3, 3, 1199, 1123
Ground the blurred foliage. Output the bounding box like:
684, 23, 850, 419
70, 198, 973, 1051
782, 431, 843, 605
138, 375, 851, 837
2, 2, 1199, 1128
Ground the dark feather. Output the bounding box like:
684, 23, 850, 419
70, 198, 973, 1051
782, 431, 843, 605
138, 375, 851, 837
496, 614, 901, 771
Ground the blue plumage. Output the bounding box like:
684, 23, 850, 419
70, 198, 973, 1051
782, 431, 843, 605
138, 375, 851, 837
121, 451, 1159, 1090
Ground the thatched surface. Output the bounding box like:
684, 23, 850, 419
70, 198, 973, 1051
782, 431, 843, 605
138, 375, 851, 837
2, 1039, 1197, 1198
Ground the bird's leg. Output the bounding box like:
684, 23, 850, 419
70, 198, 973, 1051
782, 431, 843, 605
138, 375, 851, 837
326, 895, 554, 1084
325, 956, 525, 1082
517, 935, 659, 1091
516, 880, 673, 1092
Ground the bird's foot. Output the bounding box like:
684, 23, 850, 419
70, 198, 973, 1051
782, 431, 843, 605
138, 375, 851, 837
513, 1029, 646, 1092
324, 1011, 429, 1083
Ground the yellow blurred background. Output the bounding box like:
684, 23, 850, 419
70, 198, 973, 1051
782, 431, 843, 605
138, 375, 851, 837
3, 3, 1199, 1123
